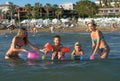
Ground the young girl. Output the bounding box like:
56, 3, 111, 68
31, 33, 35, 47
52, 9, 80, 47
5, 28, 41, 59
71, 42, 84, 60
87, 20, 110, 60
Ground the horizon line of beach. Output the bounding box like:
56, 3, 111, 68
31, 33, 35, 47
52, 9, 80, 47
0, 26, 120, 34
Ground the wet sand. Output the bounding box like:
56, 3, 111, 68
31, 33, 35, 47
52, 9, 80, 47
0, 26, 120, 34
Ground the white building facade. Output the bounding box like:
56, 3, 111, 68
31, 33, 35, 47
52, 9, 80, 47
0, 2, 14, 12
95, 0, 120, 7
59, 2, 74, 10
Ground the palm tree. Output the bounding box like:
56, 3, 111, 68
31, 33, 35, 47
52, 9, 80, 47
52, 4, 59, 16
25, 4, 32, 19
44, 3, 51, 18
118, 0, 120, 7
99, 0, 102, 7
55, 8, 63, 19
0, 9, 3, 19
0, 9, 2, 16
0, 9, 2, 14
52, 4, 58, 10
108, 0, 112, 7
114, 0, 119, 7
39, 3, 43, 17
8, 4, 15, 20
31, 2, 41, 18
102, 0, 108, 7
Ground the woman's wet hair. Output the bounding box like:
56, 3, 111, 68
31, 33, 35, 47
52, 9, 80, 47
87, 20, 97, 27
16, 27, 28, 45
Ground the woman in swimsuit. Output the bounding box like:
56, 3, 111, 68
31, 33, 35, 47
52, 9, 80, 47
87, 20, 110, 60
5, 28, 40, 59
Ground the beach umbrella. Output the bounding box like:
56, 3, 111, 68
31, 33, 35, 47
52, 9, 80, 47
37, 19, 43, 23
21, 19, 30, 23
78, 18, 82, 22
31, 19, 37, 23
60, 18, 69, 23
52, 18, 60, 24
43, 19, 51, 26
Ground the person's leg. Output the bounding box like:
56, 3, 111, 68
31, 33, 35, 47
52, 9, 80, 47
58, 52, 62, 60
51, 52, 57, 60
100, 47, 110, 59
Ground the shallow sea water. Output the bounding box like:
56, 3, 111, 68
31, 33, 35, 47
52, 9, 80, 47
0, 32, 120, 81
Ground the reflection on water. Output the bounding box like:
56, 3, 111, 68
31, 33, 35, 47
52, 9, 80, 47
0, 32, 120, 81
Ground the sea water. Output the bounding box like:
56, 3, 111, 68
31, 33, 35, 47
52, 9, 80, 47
0, 32, 120, 81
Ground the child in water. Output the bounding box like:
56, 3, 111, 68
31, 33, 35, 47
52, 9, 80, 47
51, 35, 64, 60
71, 42, 84, 60
42, 35, 64, 60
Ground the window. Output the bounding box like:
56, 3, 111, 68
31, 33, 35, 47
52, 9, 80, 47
115, 10, 119, 12
99, 10, 103, 13
104, 10, 108, 13
110, 10, 113, 12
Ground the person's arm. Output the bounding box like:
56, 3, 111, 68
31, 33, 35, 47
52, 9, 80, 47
91, 34, 95, 52
91, 40, 95, 54
71, 50, 75, 60
71, 50, 75, 56
11, 37, 28, 52
80, 49, 84, 56
92, 31, 101, 55
27, 40, 40, 51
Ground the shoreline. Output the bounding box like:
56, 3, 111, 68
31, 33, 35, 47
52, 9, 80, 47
0, 26, 120, 34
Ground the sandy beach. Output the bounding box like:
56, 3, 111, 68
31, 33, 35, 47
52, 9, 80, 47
0, 26, 120, 34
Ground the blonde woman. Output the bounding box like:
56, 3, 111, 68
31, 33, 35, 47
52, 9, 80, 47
5, 28, 40, 59
87, 20, 110, 60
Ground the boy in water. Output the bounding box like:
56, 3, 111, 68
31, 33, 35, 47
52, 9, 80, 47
42, 35, 66, 60
51, 35, 64, 60
71, 42, 84, 60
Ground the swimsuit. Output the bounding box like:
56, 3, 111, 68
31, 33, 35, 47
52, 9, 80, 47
99, 46, 109, 53
93, 35, 104, 43
52, 44, 63, 52
16, 42, 24, 48
93, 34, 109, 53
5, 54, 19, 59
74, 55, 80, 60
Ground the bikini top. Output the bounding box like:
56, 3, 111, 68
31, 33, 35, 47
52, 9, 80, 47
16, 40, 25, 48
93, 35, 104, 43
16, 43, 24, 48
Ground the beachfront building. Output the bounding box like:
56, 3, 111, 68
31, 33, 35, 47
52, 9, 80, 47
0, 2, 13, 10
0, 2, 45, 19
59, 2, 74, 10
95, 0, 120, 7
0, 2, 12, 18
97, 8, 120, 17
0, 1, 77, 19
95, 0, 120, 17
59, 2, 77, 18
0, 2, 19, 19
